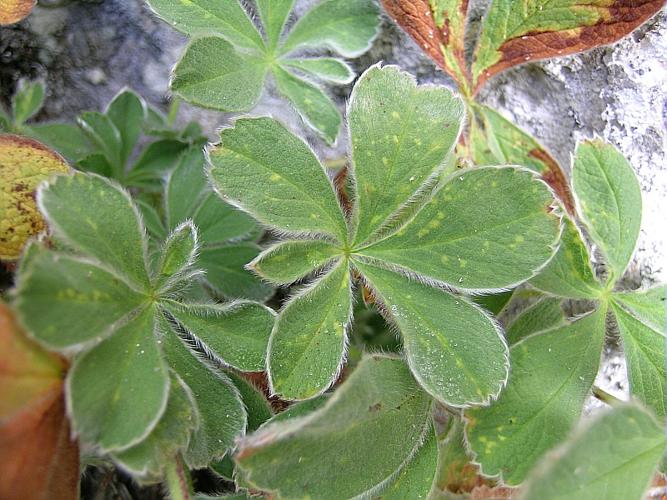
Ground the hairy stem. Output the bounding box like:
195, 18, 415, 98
592, 385, 624, 406
164, 455, 191, 500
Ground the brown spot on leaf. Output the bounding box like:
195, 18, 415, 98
529, 148, 576, 215
474, 0, 664, 92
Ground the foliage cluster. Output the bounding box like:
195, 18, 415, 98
1, 1, 665, 499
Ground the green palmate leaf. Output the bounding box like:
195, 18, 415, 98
106, 89, 146, 166
521, 404, 666, 500
146, 0, 264, 50
157, 222, 198, 286
348, 65, 465, 245
15, 251, 144, 349
268, 260, 351, 400
273, 65, 342, 144
381, 424, 437, 499
199, 244, 273, 301
505, 297, 565, 345
279, 0, 380, 57
165, 301, 275, 372
256, 0, 295, 51
469, 104, 574, 213
77, 111, 123, 171
530, 217, 602, 299
39, 173, 150, 288
573, 140, 642, 281
12, 79, 45, 126
236, 355, 433, 499
127, 139, 190, 185
28, 122, 93, 161
264, 395, 329, 426
209, 117, 347, 242
171, 37, 268, 112
465, 307, 607, 485
249, 239, 342, 285
358, 166, 560, 291
161, 325, 246, 468
281, 57, 355, 84
112, 374, 199, 477
356, 260, 508, 407
471, 0, 664, 92
68, 307, 170, 452
381, 0, 471, 93
611, 287, 666, 417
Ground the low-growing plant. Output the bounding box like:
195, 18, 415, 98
1, 1, 666, 499
146, 0, 381, 143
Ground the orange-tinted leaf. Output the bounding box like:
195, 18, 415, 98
0, 134, 69, 260
0, 302, 79, 500
472, 0, 664, 92
382, 0, 471, 94
0, 0, 35, 25
469, 104, 575, 215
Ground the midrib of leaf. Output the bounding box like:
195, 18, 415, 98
575, 443, 666, 490
274, 262, 349, 386
477, 317, 603, 444
368, 275, 494, 397
354, 93, 418, 245
176, 59, 267, 91
221, 147, 346, 241
356, 210, 543, 253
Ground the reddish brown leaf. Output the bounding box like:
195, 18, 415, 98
382, 0, 472, 94
0, 0, 35, 25
0, 302, 79, 500
472, 0, 665, 93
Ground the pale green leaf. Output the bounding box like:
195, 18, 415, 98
127, 139, 189, 186
573, 140, 642, 281
262, 395, 329, 426
161, 323, 246, 468
355, 260, 508, 407
465, 307, 607, 485
348, 65, 465, 245
77, 111, 123, 171
199, 244, 274, 301
12, 79, 45, 126
256, 0, 295, 50
505, 297, 565, 345
165, 301, 274, 372
157, 221, 198, 286
268, 260, 351, 400
192, 194, 258, 244
611, 292, 666, 417
273, 65, 341, 144
380, 424, 437, 499
357, 166, 560, 291
614, 285, 666, 331
15, 251, 144, 350
106, 89, 146, 166
27, 122, 93, 161
146, 0, 264, 50
68, 307, 170, 451
236, 355, 433, 499
209, 117, 347, 241
171, 37, 268, 112
279, 0, 380, 57
112, 373, 199, 477
281, 57, 355, 84
39, 173, 151, 288
521, 404, 666, 500
530, 217, 602, 299
249, 239, 342, 285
